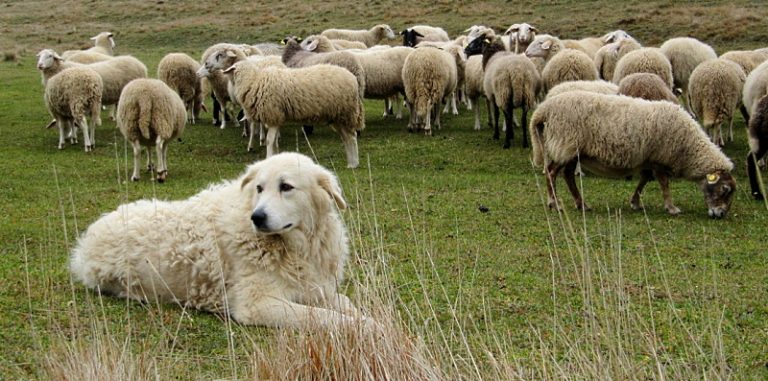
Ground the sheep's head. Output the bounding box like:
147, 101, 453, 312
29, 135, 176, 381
505, 23, 538, 44
525, 36, 557, 59
91, 32, 115, 49
463, 34, 489, 57
280, 36, 302, 45
400, 29, 424, 47
602, 30, 632, 45
197, 47, 240, 78
700, 171, 736, 219
36, 49, 62, 70
375, 24, 396, 40
300, 35, 331, 52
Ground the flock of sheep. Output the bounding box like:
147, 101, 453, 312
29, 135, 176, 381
34, 23, 768, 217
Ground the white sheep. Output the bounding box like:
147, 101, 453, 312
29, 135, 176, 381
320, 24, 396, 47
200, 43, 242, 129
525, 34, 598, 93
688, 58, 746, 146
743, 60, 768, 120
561, 30, 633, 59
44, 67, 103, 151
594, 38, 641, 81
252, 42, 284, 56
659, 37, 717, 102
402, 47, 458, 136
617, 73, 678, 103
223, 61, 364, 168
611, 47, 674, 89
281, 37, 366, 100
464, 54, 492, 130
414, 41, 467, 115
720, 50, 768, 75
401, 25, 451, 47
64, 51, 112, 64
546, 79, 618, 99
465, 35, 540, 148
530, 91, 736, 218
116, 78, 186, 183
61, 32, 115, 58
158, 53, 205, 125
36, 49, 148, 109
503, 23, 538, 54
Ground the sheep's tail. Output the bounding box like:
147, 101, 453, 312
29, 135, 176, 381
137, 96, 153, 140
529, 107, 547, 167
90, 98, 102, 127
356, 98, 366, 132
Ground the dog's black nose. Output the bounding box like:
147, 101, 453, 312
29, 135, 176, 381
251, 210, 268, 229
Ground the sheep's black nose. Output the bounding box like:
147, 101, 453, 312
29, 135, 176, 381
251, 210, 268, 229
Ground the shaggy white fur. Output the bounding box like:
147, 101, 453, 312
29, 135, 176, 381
70, 153, 366, 328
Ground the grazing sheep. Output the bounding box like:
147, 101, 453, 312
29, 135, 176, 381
594, 38, 641, 81
503, 23, 538, 54
746, 94, 768, 199
282, 37, 366, 100
530, 91, 736, 218
720, 50, 768, 75
464, 55, 492, 130
44, 67, 103, 151
402, 46, 458, 136
224, 61, 364, 168
65, 51, 112, 64
321, 24, 396, 47
688, 58, 746, 145
36, 49, 147, 109
612, 48, 674, 89
401, 25, 451, 47
116, 78, 186, 183
659, 37, 717, 102
525, 35, 597, 93
158, 53, 205, 124
200, 43, 242, 129
62, 32, 115, 58
465, 35, 540, 148
618, 73, 678, 103
547, 79, 618, 99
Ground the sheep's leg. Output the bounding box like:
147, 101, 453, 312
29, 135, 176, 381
451, 92, 459, 115
434, 101, 443, 131
747, 147, 768, 200
383, 98, 392, 117
394, 94, 403, 119
466, 95, 473, 111
130, 141, 142, 181
472, 98, 482, 130
57, 120, 67, 150
339, 129, 359, 169
521, 105, 529, 149
259, 122, 267, 147
265, 126, 279, 157
79, 117, 92, 152
655, 170, 680, 215
630, 170, 653, 210
563, 160, 590, 211
406, 102, 416, 132
485, 98, 493, 129
545, 161, 564, 210
424, 103, 433, 136
740, 104, 750, 127
491, 102, 500, 140
728, 116, 734, 142
247, 120, 256, 152
238, 110, 248, 137
503, 108, 514, 149
212, 94, 221, 126
219, 101, 229, 129
156, 138, 168, 183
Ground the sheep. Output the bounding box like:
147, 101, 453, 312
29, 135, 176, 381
61, 32, 115, 58
223, 60, 364, 168
618, 73, 678, 103
659, 37, 717, 103
414, 41, 468, 115
465, 35, 540, 148
546, 79, 618, 99
158, 53, 205, 125
65, 51, 113, 64
44, 67, 103, 151
746, 94, 768, 200
402, 46, 458, 136
281, 37, 366, 101
320, 24, 396, 47
688, 58, 746, 146
743, 61, 768, 121
36, 49, 147, 110
611, 48, 674, 90
503, 23, 537, 54
401, 25, 451, 47
720, 50, 768, 75
464, 54, 492, 130
116, 78, 186, 183
594, 38, 641, 81
200, 43, 242, 129
525, 35, 597, 94
561, 30, 634, 59
530, 91, 736, 218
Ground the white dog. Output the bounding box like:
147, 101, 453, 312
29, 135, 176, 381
70, 152, 363, 328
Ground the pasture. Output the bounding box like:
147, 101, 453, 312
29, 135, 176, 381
1, 0, 767, 379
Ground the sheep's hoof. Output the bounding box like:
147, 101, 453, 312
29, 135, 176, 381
666, 205, 681, 215
630, 198, 643, 211
58, 144, 65, 150
424, 129, 432, 136
576, 202, 592, 211
131, 176, 140, 182
547, 200, 563, 211
752, 191, 764, 201
157, 171, 167, 183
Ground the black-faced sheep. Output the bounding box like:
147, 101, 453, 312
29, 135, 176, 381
223, 61, 364, 168
530, 91, 736, 218
401, 25, 451, 47
44, 67, 103, 151
320, 24, 396, 47
116, 78, 186, 183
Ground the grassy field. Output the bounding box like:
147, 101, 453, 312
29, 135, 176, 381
1, 0, 768, 379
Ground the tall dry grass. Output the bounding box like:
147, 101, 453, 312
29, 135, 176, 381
35, 160, 733, 380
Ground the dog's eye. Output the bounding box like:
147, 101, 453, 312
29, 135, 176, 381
280, 183, 294, 192
256, 185, 263, 194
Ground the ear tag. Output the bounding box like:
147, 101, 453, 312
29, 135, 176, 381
706, 173, 719, 184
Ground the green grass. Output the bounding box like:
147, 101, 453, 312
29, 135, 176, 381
1, 0, 768, 379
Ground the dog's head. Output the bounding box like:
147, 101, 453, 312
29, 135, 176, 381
240, 153, 346, 235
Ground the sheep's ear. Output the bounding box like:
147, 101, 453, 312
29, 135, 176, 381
280, 38, 287, 45
53, 51, 63, 60
90, 36, 97, 41
317, 171, 347, 210
506, 24, 520, 35
400, 29, 407, 35
542, 40, 552, 50
222, 65, 236, 76
414, 31, 424, 38
530, 26, 538, 33
226, 49, 238, 58
306, 39, 319, 51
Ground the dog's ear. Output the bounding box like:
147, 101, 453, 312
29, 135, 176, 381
318, 171, 347, 210
240, 163, 260, 190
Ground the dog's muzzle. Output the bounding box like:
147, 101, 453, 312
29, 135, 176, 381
251, 209, 268, 230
